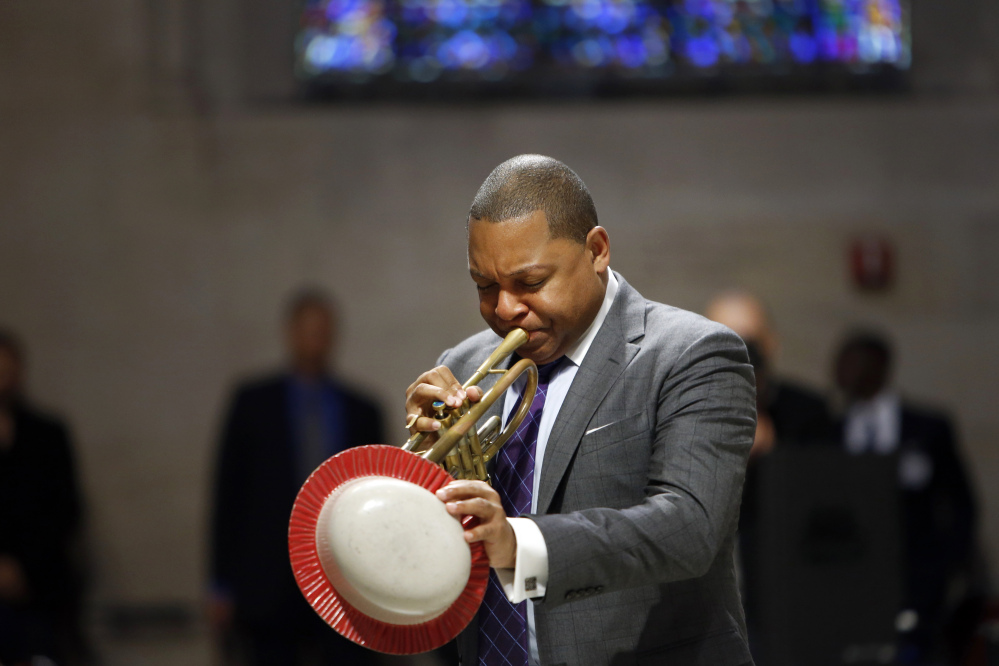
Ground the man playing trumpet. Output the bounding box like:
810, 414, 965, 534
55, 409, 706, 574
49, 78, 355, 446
405, 155, 757, 666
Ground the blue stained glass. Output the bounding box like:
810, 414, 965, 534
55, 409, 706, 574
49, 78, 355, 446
616, 35, 647, 67
789, 31, 819, 62
596, 4, 634, 35
297, 0, 910, 79
686, 34, 719, 66
433, 0, 469, 27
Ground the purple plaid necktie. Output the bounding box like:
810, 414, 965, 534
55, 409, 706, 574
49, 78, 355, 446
477, 356, 565, 666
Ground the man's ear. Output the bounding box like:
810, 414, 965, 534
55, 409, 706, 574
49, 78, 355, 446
586, 226, 611, 273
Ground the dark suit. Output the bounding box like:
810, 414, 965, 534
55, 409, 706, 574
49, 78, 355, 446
0, 401, 83, 664
837, 402, 976, 660
764, 379, 833, 446
739, 378, 833, 655
442, 274, 757, 666
210, 373, 383, 665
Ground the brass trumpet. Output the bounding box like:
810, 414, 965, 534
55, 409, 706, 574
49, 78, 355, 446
288, 328, 539, 653
402, 328, 538, 482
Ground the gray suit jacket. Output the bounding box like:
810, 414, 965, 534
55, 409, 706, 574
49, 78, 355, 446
441, 273, 756, 666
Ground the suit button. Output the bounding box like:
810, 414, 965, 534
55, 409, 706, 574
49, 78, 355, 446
565, 591, 577, 601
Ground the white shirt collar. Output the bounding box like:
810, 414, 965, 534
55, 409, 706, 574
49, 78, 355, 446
845, 390, 901, 454
561, 270, 618, 368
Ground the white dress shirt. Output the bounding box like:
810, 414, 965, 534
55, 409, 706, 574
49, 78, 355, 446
844, 390, 934, 491
494, 271, 619, 665
844, 390, 901, 455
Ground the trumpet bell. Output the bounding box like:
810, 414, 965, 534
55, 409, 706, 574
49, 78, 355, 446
289, 445, 489, 654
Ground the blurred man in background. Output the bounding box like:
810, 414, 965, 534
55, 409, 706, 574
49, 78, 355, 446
705, 291, 833, 455
705, 291, 834, 661
833, 330, 978, 664
210, 289, 385, 666
0, 329, 86, 665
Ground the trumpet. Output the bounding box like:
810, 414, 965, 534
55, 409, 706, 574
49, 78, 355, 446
288, 328, 539, 654
402, 328, 538, 482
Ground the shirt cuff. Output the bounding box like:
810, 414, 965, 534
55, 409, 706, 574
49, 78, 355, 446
495, 517, 548, 603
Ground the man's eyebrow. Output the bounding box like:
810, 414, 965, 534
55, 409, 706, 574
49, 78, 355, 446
507, 265, 549, 276
469, 265, 549, 279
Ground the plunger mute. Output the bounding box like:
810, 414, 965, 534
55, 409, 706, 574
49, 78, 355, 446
288, 445, 489, 654
291, 328, 534, 653
315, 475, 471, 625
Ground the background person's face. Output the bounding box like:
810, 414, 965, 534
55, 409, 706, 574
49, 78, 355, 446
287, 305, 334, 374
835, 346, 887, 402
468, 211, 608, 365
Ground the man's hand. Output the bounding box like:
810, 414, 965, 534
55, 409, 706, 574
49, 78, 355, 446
404, 366, 483, 439
437, 480, 517, 569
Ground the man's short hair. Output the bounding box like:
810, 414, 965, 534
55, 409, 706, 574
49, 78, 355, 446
468, 155, 598, 244
284, 287, 336, 323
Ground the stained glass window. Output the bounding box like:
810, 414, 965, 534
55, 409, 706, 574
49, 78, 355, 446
296, 0, 909, 88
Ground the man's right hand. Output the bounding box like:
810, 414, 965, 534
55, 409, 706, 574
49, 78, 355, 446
404, 365, 484, 439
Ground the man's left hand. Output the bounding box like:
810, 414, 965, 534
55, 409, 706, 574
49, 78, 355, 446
437, 480, 517, 569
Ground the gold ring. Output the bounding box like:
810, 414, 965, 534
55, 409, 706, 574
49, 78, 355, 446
404, 413, 419, 429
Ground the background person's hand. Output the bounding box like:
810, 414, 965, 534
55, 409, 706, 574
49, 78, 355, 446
206, 590, 234, 636
437, 480, 517, 569
750, 411, 776, 459
0, 555, 29, 602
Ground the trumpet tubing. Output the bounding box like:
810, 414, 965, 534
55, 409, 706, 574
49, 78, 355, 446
403, 328, 538, 483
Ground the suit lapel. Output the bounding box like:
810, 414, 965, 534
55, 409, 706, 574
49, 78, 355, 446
536, 273, 645, 514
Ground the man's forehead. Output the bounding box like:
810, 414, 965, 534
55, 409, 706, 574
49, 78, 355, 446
472, 207, 549, 226
469, 212, 549, 251
468, 211, 550, 239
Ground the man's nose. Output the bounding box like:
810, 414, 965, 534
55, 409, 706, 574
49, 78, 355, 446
495, 289, 527, 321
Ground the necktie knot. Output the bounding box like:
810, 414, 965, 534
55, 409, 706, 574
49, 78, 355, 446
519, 354, 566, 389
536, 356, 566, 385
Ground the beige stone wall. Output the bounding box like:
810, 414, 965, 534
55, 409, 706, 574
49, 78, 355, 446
2, 0, 998, 630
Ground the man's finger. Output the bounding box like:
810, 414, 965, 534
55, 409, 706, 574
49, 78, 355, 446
436, 480, 497, 503
405, 382, 457, 414
425, 366, 466, 408
443, 496, 497, 520
460, 522, 500, 544
406, 370, 466, 409
407, 415, 441, 434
